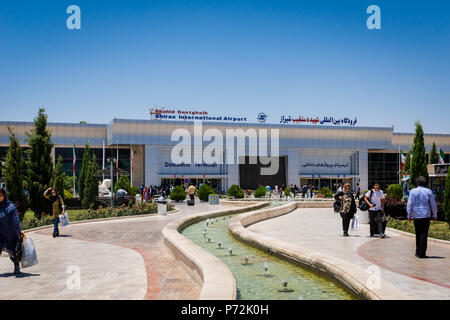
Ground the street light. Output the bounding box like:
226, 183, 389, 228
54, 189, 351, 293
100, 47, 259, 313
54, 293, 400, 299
107, 157, 116, 207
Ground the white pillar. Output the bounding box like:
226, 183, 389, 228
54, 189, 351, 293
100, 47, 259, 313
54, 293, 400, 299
358, 150, 369, 192
145, 145, 159, 186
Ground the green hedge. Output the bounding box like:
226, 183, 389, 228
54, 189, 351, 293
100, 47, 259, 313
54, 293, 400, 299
284, 187, 291, 197
254, 186, 267, 198
320, 187, 333, 198
197, 184, 214, 201
386, 184, 403, 200
170, 185, 186, 202
227, 184, 244, 198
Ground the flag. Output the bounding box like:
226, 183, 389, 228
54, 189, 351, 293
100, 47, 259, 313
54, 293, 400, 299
131, 144, 134, 173
73, 144, 76, 172
440, 149, 445, 164
401, 152, 406, 171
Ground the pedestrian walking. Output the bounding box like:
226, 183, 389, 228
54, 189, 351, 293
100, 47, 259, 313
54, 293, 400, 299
407, 176, 438, 258
335, 183, 357, 236
44, 188, 65, 238
0, 188, 23, 274
364, 183, 386, 238
188, 183, 196, 203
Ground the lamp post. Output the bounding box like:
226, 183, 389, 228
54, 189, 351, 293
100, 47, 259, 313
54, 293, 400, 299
108, 157, 116, 208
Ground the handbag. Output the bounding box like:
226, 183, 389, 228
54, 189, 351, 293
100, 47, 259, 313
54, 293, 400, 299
21, 235, 38, 268
359, 189, 373, 211
333, 200, 341, 213
59, 212, 70, 227
351, 215, 360, 231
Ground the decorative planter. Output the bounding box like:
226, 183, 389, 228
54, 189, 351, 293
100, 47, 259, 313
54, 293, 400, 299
209, 194, 220, 205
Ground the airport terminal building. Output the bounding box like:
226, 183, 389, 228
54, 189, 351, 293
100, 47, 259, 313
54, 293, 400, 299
1, 118, 450, 194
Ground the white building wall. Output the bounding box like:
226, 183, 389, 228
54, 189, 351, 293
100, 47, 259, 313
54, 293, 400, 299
145, 145, 160, 186
286, 149, 300, 186
227, 164, 239, 187
358, 150, 369, 192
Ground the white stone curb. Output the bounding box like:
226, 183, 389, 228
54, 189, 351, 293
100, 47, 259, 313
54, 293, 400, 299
228, 202, 412, 300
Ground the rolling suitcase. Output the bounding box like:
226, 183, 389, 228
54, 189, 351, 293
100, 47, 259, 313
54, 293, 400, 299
187, 199, 194, 206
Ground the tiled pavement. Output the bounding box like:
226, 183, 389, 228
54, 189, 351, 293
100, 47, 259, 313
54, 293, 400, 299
0, 201, 227, 300
247, 208, 450, 300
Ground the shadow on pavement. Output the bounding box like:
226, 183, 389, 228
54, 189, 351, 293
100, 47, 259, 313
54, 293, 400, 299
0, 272, 40, 278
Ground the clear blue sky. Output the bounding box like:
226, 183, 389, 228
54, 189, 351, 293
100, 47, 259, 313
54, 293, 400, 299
0, 0, 449, 133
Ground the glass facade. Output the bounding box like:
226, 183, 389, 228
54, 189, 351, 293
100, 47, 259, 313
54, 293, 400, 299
368, 152, 400, 190
55, 147, 130, 193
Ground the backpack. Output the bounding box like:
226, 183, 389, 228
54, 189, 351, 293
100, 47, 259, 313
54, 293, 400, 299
359, 190, 373, 211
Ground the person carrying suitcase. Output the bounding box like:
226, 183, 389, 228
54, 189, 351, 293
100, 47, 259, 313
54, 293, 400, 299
188, 183, 196, 205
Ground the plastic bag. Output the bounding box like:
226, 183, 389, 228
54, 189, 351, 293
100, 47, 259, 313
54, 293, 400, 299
351, 215, 360, 231
59, 212, 70, 227
21, 236, 38, 268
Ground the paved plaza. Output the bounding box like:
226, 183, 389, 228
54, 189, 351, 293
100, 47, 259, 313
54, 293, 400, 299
248, 208, 450, 300
0, 202, 228, 300
1, 202, 449, 300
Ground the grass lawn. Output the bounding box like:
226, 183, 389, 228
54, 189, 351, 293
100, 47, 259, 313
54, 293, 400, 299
24, 209, 84, 222
387, 218, 450, 241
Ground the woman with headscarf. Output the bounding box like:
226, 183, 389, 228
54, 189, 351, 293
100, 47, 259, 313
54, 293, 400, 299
43, 187, 65, 238
334, 183, 357, 237
0, 188, 23, 274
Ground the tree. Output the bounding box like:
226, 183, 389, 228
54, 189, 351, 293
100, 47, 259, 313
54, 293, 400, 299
410, 121, 429, 186
444, 169, 450, 228
429, 142, 438, 164
3, 127, 28, 220
197, 184, 214, 201
78, 143, 91, 204
52, 155, 65, 199
25, 108, 54, 220
82, 155, 99, 209
114, 176, 131, 194
403, 150, 411, 174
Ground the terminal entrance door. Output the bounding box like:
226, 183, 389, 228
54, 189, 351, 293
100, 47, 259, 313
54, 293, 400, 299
300, 178, 353, 193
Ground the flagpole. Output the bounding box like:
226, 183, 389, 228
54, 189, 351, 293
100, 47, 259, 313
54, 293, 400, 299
73, 142, 76, 197
130, 142, 133, 187
116, 141, 119, 182
102, 140, 105, 181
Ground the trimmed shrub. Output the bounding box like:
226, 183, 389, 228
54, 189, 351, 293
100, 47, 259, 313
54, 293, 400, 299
198, 184, 214, 201
228, 185, 244, 198
254, 186, 267, 198
320, 187, 333, 198
386, 184, 403, 201
130, 187, 140, 196
114, 176, 131, 194
170, 185, 186, 202
384, 197, 407, 219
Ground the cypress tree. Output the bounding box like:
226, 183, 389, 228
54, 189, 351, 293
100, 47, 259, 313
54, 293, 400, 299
78, 143, 91, 204
25, 108, 54, 220
52, 155, 65, 199
410, 121, 429, 186
403, 149, 411, 174
82, 154, 99, 209
3, 127, 28, 220
429, 142, 438, 164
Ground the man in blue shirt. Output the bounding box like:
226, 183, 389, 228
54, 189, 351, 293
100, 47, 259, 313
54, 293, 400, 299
407, 176, 438, 258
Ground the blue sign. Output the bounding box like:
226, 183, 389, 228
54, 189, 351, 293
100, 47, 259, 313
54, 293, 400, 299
184, 178, 190, 184
257, 112, 268, 123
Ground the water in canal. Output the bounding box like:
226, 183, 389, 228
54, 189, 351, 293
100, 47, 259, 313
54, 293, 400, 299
182, 209, 360, 300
